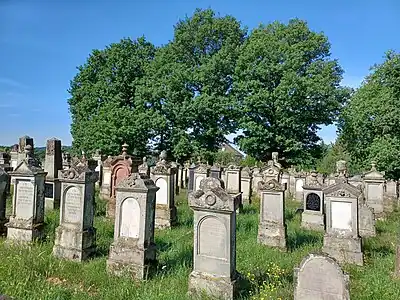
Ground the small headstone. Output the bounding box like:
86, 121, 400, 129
322, 174, 363, 266
6, 145, 47, 243
363, 161, 385, 218
257, 179, 287, 250
53, 165, 97, 261
294, 253, 350, 300
107, 173, 158, 280
225, 165, 241, 195
193, 164, 209, 192
188, 177, 241, 299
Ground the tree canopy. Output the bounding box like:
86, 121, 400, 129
338, 51, 400, 179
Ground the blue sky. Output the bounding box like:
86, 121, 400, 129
1, 0, 399, 147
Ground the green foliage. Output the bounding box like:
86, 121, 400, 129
240, 155, 262, 168
140, 8, 246, 161
315, 142, 356, 175
68, 37, 157, 156
214, 150, 241, 166
233, 19, 350, 164
339, 51, 400, 179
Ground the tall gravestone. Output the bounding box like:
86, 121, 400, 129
251, 167, 263, 195
92, 150, 103, 187
257, 179, 287, 250
108, 144, 134, 218
322, 180, 363, 266
262, 161, 281, 184
10, 144, 18, 170
6, 145, 47, 242
294, 253, 350, 300
170, 161, 179, 196
100, 156, 113, 200
0, 167, 9, 235
138, 157, 149, 177
188, 177, 241, 299
240, 167, 252, 205
53, 165, 97, 261
151, 151, 177, 228
225, 165, 241, 195
43, 138, 62, 209
107, 173, 159, 280
17, 136, 34, 165
358, 202, 376, 238
188, 163, 197, 193
363, 161, 385, 218
301, 171, 325, 231
193, 164, 209, 192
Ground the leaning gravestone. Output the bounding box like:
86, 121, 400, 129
6, 145, 47, 243
0, 167, 9, 235
294, 253, 350, 300
358, 203, 376, 237
107, 173, 159, 280
188, 177, 241, 300
257, 179, 287, 250
43, 138, 62, 209
53, 165, 97, 261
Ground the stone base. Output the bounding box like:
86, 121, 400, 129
301, 212, 325, 231
257, 222, 287, 250
5, 220, 44, 243
107, 238, 157, 280
53, 226, 96, 261
155, 205, 177, 229
100, 187, 111, 201
0, 218, 8, 236
106, 198, 116, 219
322, 234, 363, 266
188, 271, 240, 300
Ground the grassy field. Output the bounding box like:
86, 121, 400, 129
0, 189, 400, 300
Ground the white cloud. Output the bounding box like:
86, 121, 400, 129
0, 77, 27, 89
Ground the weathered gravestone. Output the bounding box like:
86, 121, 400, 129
151, 151, 177, 229
100, 155, 113, 200
257, 179, 287, 250
358, 203, 376, 237
210, 165, 222, 179
240, 167, 252, 205
43, 138, 62, 210
225, 165, 241, 195
294, 176, 305, 202
62, 152, 71, 170
301, 171, 325, 231
10, 145, 18, 170
322, 180, 364, 266
262, 161, 281, 184
294, 253, 350, 300
6, 145, 47, 243
363, 161, 385, 218
251, 167, 263, 195
170, 161, 179, 195
193, 164, 209, 192
187, 163, 197, 193
107, 173, 158, 280
188, 177, 241, 299
138, 157, 149, 177
53, 165, 97, 261
92, 149, 103, 187
0, 167, 9, 235
17, 136, 34, 165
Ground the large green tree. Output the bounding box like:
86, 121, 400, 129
233, 19, 350, 164
339, 51, 400, 179
68, 37, 158, 156
139, 8, 246, 162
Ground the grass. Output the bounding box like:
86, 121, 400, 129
0, 190, 400, 299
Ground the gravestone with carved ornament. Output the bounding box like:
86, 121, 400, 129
301, 170, 325, 231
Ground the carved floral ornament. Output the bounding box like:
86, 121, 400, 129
195, 164, 209, 174
116, 173, 156, 190
323, 182, 361, 198
258, 179, 284, 191
152, 160, 171, 175
60, 166, 91, 181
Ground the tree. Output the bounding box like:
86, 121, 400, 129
139, 8, 247, 162
233, 19, 350, 164
68, 37, 158, 156
338, 51, 400, 179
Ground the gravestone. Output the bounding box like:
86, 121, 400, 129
92, 149, 103, 187
53, 165, 97, 261
295, 176, 306, 201
170, 161, 179, 195
6, 145, 47, 243
240, 167, 252, 205
0, 167, 9, 235
294, 253, 350, 300
17, 136, 34, 165
281, 172, 290, 192
251, 168, 263, 195
363, 161, 385, 218
225, 165, 241, 195
151, 151, 177, 228
108, 143, 134, 218
301, 171, 325, 231
62, 152, 71, 170
193, 164, 209, 192
358, 203, 376, 237
322, 180, 363, 265
257, 179, 287, 250
107, 173, 159, 280
10, 145, 18, 170
262, 161, 281, 183
138, 157, 149, 177
348, 175, 363, 188
43, 138, 62, 209
182, 162, 189, 188
188, 163, 197, 193
100, 155, 113, 200
188, 177, 241, 299
210, 165, 222, 179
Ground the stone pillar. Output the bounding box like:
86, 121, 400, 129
107, 173, 159, 280
17, 136, 34, 165
100, 156, 113, 200
6, 145, 47, 243
188, 163, 197, 193
257, 179, 287, 250
251, 168, 263, 196
193, 164, 209, 192
210, 165, 222, 179
170, 161, 179, 196
362, 161, 386, 218
43, 138, 62, 210
138, 157, 150, 177
240, 167, 252, 205
10, 144, 18, 170
225, 165, 242, 195
322, 180, 363, 266
53, 166, 97, 261
0, 167, 9, 235
151, 151, 177, 228
301, 171, 325, 231
188, 177, 241, 299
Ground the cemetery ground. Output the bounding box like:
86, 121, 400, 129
0, 191, 399, 300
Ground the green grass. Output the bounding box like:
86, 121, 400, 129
0, 190, 400, 299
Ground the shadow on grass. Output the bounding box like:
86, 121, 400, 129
241, 205, 258, 215
363, 244, 395, 258
287, 230, 322, 251
155, 239, 193, 275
